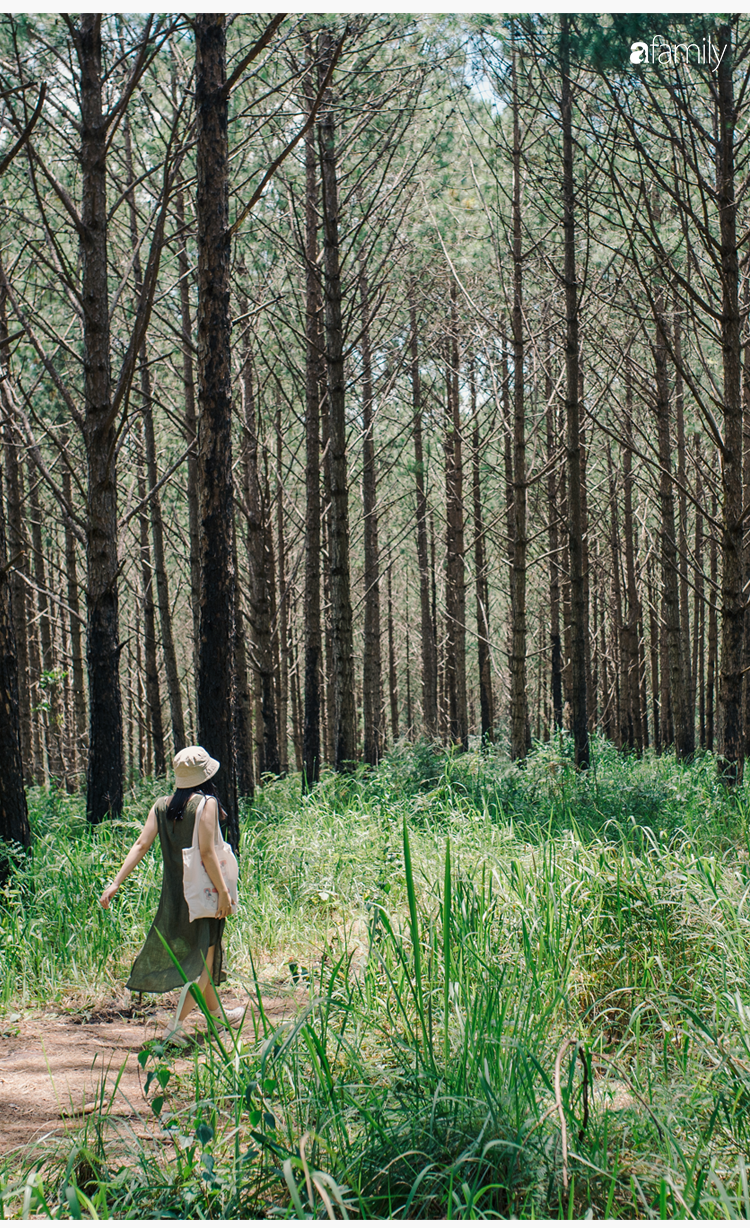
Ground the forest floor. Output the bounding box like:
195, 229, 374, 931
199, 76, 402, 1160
0, 979, 305, 1158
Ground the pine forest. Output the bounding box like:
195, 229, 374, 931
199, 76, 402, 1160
2, 12, 750, 1220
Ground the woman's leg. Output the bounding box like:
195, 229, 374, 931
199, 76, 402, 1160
177, 945, 220, 1021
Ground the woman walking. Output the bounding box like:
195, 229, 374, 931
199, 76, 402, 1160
99, 746, 245, 1043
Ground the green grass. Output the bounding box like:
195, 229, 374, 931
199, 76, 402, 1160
3, 735, 750, 1217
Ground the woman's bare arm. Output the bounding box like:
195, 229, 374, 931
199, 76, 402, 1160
198, 798, 234, 919
99, 808, 159, 908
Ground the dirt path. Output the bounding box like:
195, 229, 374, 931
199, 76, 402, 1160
0, 983, 306, 1162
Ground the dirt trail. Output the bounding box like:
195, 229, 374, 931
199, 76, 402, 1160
0, 983, 306, 1160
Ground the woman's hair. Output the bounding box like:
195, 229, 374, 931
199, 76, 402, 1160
166, 776, 221, 823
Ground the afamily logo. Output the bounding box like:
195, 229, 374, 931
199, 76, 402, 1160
629, 34, 727, 68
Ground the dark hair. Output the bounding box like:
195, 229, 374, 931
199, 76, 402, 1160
166, 776, 221, 823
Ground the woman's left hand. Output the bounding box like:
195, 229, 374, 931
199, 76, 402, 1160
99, 883, 118, 909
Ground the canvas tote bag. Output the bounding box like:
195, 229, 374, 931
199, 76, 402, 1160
182, 797, 239, 922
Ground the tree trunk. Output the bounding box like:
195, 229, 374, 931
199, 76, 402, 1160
0, 282, 32, 781
545, 333, 563, 732
195, 13, 238, 848
707, 491, 719, 753
302, 48, 323, 788
560, 14, 588, 767
0, 463, 30, 869
623, 395, 643, 752
359, 257, 383, 765
443, 283, 468, 750
318, 35, 356, 770
646, 554, 660, 752
136, 417, 166, 777
239, 338, 280, 777
716, 23, 744, 782
123, 110, 185, 759
674, 305, 694, 743
409, 292, 438, 738
694, 435, 706, 749
509, 55, 530, 761
27, 463, 64, 781
78, 15, 123, 821
653, 294, 692, 758
275, 400, 289, 775
174, 178, 202, 688
387, 563, 399, 743
471, 361, 494, 742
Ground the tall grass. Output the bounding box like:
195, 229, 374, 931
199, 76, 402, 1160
3, 736, 750, 1217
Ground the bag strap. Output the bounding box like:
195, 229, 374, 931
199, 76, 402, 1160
191, 797, 206, 851
191, 794, 222, 853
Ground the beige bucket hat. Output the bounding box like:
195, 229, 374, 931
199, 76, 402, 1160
173, 745, 220, 789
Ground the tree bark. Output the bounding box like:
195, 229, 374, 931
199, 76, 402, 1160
0, 462, 30, 869
716, 22, 744, 782
509, 51, 530, 760
387, 563, 399, 743
239, 336, 280, 777
195, 13, 238, 848
471, 360, 494, 742
409, 292, 437, 738
653, 293, 692, 758
302, 47, 323, 788
359, 257, 383, 765
318, 34, 357, 770
174, 177, 202, 688
545, 333, 563, 732
136, 417, 165, 777
623, 393, 643, 752
78, 15, 123, 821
0, 280, 32, 781
443, 283, 468, 750
560, 14, 588, 767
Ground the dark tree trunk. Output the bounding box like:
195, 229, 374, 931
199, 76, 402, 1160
387, 563, 399, 743
409, 293, 437, 738
318, 36, 356, 770
707, 491, 719, 753
27, 464, 64, 781
560, 15, 588, 767
443, 283, 468, 750
239, 338, 280, 777
716, 23, 744, 782
694, 435, 706, 749
174, 178, 202, 687
647, 554, 660, 752
0, 463, 30, 869
275, 401, 290, 775
674, 306, 694, 743
359, 257, 383, 765
195, 13, 238, 848
509, 56, 530, 761
136, 417, 166, 777
606, 447, 625, 748
471, 361, 494, 742
545, 334, 563, 731
0, 282, 32, 781
653, 294, 692, 758
123, 110, 185, 758
78, 15, 123, 821
303, 49, 323, 789
623, 395, 643, 752
61, 459, 86, 776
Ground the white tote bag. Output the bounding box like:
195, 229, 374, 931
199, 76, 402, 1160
182, 797, 239, 922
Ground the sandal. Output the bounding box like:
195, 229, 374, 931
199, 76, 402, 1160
162, 981, 195, 1044
209, 1004, 247, 1029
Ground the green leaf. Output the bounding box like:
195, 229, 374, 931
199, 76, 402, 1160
151, 1095, 164, 1116
196, 1122, 214, 1145
156, 1067, 171, 1089
248, 1108, 262, 1127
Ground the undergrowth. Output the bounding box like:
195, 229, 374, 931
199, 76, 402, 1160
2, 735, 750, 1217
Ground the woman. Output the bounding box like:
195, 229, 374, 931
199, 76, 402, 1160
99, 745, 245, 1044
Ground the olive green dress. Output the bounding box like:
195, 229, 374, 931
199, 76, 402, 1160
126, 793, 226, 993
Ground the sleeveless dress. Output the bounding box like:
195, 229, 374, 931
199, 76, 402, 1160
126, 793, 226, 993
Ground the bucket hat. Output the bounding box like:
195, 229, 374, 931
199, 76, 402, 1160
173, 745, 220, 789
